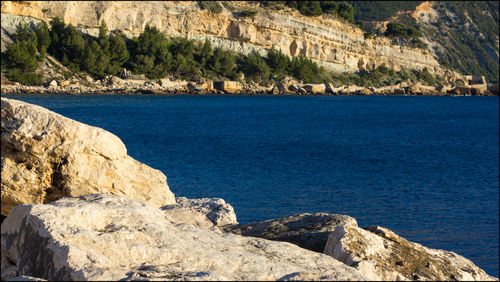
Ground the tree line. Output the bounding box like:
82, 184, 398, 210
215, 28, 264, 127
1, 18, 331, 84
1, 17, 440, 87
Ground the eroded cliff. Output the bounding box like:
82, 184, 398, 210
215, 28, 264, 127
1, 1, 458, 79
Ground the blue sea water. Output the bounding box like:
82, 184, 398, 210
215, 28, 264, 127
3, 94, 499, 277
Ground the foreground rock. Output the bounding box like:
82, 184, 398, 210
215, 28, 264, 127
1, 98, 175, 216
161, 197, 238, 227
222, 213, 355, 253
1, 194, 367, 281
324, 221, 497, 281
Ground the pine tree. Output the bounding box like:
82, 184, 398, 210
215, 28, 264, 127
199, 38, 212, 66
107, 34, 129, 75
267, 47, 290, 77
98, 21, 110, 55
35, 21, 51, 60
244, 51, 270, 81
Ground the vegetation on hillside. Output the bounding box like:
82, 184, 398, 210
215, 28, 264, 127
347, 1, 499, 83
2, 23, 43, 85
426, 1, 499, 83
259, 1, 363, 28
198, 1, 223, 14
348, 1, 423, 21
1, 17, 442, 88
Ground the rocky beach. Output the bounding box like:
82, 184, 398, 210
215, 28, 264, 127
1, 72, 498, 96
1, 97, 498, 281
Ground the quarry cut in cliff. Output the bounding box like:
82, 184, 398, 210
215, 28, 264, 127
1, 1, 457, 79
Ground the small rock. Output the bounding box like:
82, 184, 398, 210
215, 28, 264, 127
58, 80, 70, 87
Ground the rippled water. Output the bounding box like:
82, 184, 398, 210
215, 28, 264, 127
3, 94, 499, 277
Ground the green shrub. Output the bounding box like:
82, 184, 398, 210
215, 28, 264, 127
198, 1, 222, 14
417, 67, 436, 85
6, 68, 42, 85
364, 32, 375, 40
385, 22, 422, 38
241, 10, 258, 18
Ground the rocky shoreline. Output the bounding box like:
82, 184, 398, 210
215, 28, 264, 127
1, 74, 498, 96
1, 97, 498, 281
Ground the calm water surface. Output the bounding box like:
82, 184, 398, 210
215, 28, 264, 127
3, 94, 499, 277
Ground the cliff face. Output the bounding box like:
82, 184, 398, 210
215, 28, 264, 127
1, 1, 455, 78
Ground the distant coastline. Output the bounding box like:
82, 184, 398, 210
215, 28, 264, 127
1, 77, 498, 96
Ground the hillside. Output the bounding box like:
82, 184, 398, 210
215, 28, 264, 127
351, 1, 499, 83
1, 1, 454, 79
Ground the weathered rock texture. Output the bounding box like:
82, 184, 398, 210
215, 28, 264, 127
1, 98, 175, 216
324, 221, 498, 281
222, 212, 355, 253
1, 1, 457, 78
161, 196, 238, 227
1, 194, 368, 281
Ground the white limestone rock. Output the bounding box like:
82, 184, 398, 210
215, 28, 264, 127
324, 221, 498, 281
161, 196, 238, 226
1, 98, 176, 216
1, 194, 368, 281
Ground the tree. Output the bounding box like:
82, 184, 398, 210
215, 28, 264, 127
4, 40, 38, 72
129, 24, 172, 78
82, 40, 109, 78
35, 21, 51, 59
198, 38, 212, 66
98, 21, 110, 55
337, 2, 354, 23
107, 33, 129, 75
243, 51, 270, 81
3, 23, 41, 85
208, 47, 223, 73
219, 50, 236, 78
289, 56, 320, 83
267, 47, 290, 77
298, 1, 323, 16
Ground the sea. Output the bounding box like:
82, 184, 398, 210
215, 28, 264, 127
3, 93, 499, 277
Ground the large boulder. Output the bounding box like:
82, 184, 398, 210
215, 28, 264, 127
222, 213, 355, 253
213, 81, 242, 93
1, 194, 368, 281
304, 84, 326, 94
1, 98, 175, 216
161, 196, 238, 227
324, 221, 497, 281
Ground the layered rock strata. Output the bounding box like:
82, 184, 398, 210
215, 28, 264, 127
1, 194, 368, 281
324, 221, 497, 281
1, 1, 456, 78
1, 98, 176, 216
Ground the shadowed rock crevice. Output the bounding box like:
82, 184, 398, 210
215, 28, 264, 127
222, 213, 356, 253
